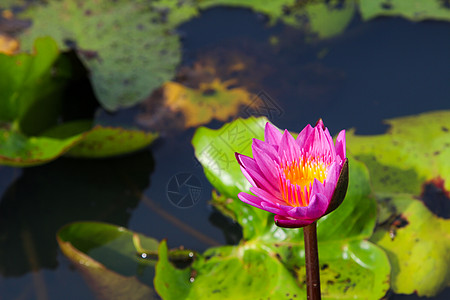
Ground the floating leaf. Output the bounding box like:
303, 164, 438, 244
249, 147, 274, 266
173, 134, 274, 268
359, 0, 450, 22
0, 120, 157, 167
370, 194, 450, 296
199, 0, 357, 39
347, 110, 450, 296
161, 118, 390, 299
0, 129, 83, 167
57, 221, 158, 300
42, 120, 159, 158
19, 0, 199, 111
0, 36, 65, 134
346, 110, 450, 192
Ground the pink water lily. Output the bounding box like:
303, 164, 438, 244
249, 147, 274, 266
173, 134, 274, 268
235, 120, 348, 228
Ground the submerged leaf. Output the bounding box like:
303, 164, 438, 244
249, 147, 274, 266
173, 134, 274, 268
162, 79, 259, 128
57, 222, 158, 300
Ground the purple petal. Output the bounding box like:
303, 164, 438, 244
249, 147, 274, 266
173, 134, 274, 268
265, 122, 282, 145
260, 202, 288, 215
335, 130, 346, 161
274, 215, 315, 228
245, 165, 280, 195
305, 193, 329, 219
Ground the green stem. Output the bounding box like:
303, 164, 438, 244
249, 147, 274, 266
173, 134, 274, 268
303, 221, 321, 300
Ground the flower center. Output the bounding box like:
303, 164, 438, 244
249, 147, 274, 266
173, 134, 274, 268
278, 156, 328, 207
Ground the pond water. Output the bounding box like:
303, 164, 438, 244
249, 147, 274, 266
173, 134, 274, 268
1, 6, 450, 300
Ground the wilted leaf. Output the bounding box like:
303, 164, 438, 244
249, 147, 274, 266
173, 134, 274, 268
0, 34, 19, 54
162, 79, 258, 128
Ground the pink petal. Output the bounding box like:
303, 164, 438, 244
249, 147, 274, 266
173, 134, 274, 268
305, 193, 329, 219
238, 192, 264, 210
250, 187, 284, 205
278, 130, 300, 163
252, 139, 279, 163
274, 215, 315, 228
252, 146, 279, 187
335, 130, 346, 161
265, 122, 283, 145
296, 124, 314, 149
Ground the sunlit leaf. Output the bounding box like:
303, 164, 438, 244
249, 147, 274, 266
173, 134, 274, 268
164, 117, 391, 299
359, 0, 450, 22
57, 221, 158, 300
346, 110, 450, 192
19, 0, 199, 111
347, 110, 450, 296
370, 194, 450, 296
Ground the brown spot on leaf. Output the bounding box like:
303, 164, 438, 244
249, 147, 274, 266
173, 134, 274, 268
421, 177, 450, 219
442, 126, 448, 132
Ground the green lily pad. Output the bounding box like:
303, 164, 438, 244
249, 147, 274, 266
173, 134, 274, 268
359, 0, 450, 22
0, 36, 68, 135
42, 120, 158, 158
199, 0, 357, 39
166, 117, 391, 299
0, 128, 83, 167
346, 111, 450, 296
57, 221, 158, 300
19, 0, 198, 111
370, 194, 450, 296
0, 120, 157, 167
346, 110, 450, 192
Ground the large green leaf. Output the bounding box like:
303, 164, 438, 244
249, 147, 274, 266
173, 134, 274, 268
0, 36, 67, 135
57, 221, 158, 300
347, 110, 450, 296
161, 117, 390, 299
19, 0, 198, 111
370, 194, 450, 297
346, 110, 450, 192
359, 0, 450, 21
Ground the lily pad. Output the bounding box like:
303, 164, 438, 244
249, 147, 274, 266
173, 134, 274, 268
346, 111, 450, 296
0, 36, 66, 135
164, 117, 391, 299
0, 128, 83, 167
359, 0, 450, 22
199, 0, 357, 39
57, 221, 158, 300
0, 120, 157, 167
346, 110, 450, 192
19, 0, 198, 111
370, 194, 450, 297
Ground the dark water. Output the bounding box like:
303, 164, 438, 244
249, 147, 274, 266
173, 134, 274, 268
1, 7, 450, 300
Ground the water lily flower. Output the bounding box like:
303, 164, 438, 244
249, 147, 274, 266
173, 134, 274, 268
235, 120, 348, 228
